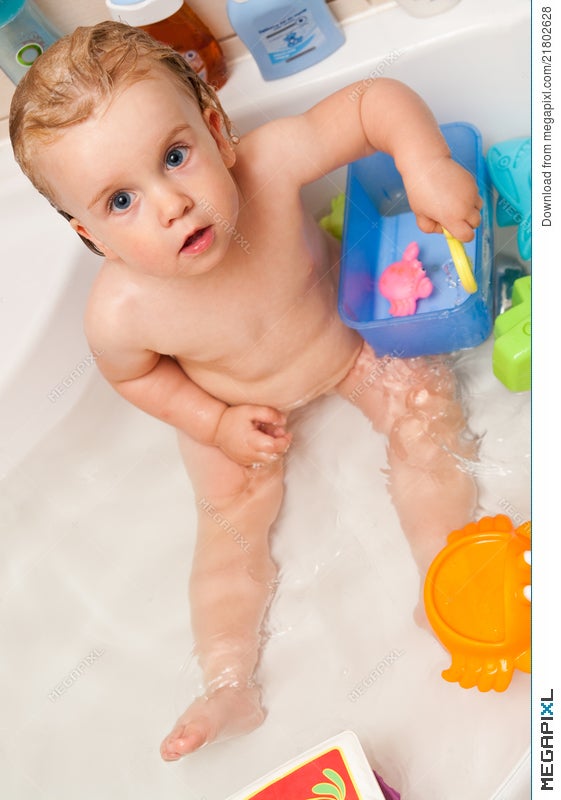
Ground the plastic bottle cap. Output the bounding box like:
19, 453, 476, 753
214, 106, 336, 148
0, 0, 26, 27
106, 0, 183, 27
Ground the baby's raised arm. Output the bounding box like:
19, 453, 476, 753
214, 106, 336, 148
251, 78, 481, 242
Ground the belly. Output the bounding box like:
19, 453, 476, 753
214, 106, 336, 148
181, 319, 363, 411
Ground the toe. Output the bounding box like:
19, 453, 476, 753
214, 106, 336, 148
160, 725, 207, 761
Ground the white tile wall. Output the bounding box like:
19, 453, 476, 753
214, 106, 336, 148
0, 0, 388, 131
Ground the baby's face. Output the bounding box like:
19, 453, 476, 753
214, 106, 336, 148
35, 69, 239, 278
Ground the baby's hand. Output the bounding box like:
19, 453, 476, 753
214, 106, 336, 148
213, 405, 292, 467
403, 155, 483, 243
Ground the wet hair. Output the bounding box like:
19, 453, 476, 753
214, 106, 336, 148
9, 20, 237, 255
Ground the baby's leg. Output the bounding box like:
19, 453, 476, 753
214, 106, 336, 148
160, 433, 284, 760
337, 343, 478, 573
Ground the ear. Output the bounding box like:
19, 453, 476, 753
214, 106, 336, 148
69, 218, 118, 260
203, 108, 236, 168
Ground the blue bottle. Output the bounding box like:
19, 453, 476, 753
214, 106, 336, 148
0, 0, 60, 84
227, 0, 345, 81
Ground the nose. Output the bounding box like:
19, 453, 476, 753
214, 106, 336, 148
153, 178, 193, 226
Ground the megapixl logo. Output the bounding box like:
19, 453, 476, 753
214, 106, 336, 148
540, 690, 554, 791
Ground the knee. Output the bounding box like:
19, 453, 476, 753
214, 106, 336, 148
248, 463, 285, 508
388, 408, 478, 472
236, 463, 284, 517
196, 462, 284, 538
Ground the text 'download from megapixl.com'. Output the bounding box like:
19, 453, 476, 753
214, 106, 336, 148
540, 7, 553, 229
532, 5, 560, 798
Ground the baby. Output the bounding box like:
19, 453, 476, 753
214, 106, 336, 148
10, 21, 481, 761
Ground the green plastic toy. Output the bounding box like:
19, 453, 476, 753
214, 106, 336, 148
492, 275, 531, 392
319, 192, 345, 240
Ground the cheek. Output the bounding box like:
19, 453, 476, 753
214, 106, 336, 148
228, 183, 240, 220
201, 148, 239, 212
126, 237, 160, 263
221, 171, 240, 219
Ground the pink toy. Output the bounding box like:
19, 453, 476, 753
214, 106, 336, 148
379, 242, 433, 316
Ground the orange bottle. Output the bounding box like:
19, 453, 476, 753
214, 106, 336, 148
106, 0, 228, 89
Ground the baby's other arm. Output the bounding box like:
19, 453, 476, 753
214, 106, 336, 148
85, 316, 291, 467
253, 78, 481, 242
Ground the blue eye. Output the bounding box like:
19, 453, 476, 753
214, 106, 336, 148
165, 145, 189, 169
109, 191, 134, 212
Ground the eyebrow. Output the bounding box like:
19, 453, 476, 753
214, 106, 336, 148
86, 123, 195, 211
88, 184, 118, 211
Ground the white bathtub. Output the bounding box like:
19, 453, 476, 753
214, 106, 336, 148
0, 1, 530, 798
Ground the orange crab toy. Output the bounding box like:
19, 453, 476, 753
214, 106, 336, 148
424, 515, 531, 692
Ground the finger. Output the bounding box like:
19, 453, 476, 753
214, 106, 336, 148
258, 421, 287, 438
273, 431, 292, 450
251, 406, 287, 428
415, 214, 441, 235
250, 430, 291, 455
443, 219, 476, 243
265, 426, 293, 442
269, 432, 292, 453
466, 206, 482, 230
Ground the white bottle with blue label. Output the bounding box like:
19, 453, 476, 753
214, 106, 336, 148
0, 0, 60, 84
227, 0, 345, 81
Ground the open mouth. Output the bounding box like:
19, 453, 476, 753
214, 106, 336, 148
181, 225, 214, 255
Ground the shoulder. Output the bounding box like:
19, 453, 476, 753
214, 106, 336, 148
234, 116, 310, 187
84, 262, 133, 346
84, 261, 159, 383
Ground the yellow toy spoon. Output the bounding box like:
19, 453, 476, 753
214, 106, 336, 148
442, 227, 478, 294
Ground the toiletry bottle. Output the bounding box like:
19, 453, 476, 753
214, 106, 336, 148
0, 0, 60, 84
106, 0, 228, 89
227, 0, 345, 81
394, 0, 460, 18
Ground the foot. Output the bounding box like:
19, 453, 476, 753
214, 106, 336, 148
160, 684, 265, 761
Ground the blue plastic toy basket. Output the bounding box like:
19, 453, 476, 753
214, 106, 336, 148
339, 122, 494, 357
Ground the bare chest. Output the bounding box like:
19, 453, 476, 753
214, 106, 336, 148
143, 219, 338, 367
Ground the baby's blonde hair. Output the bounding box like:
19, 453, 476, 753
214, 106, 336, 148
9, 20, 236, 253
